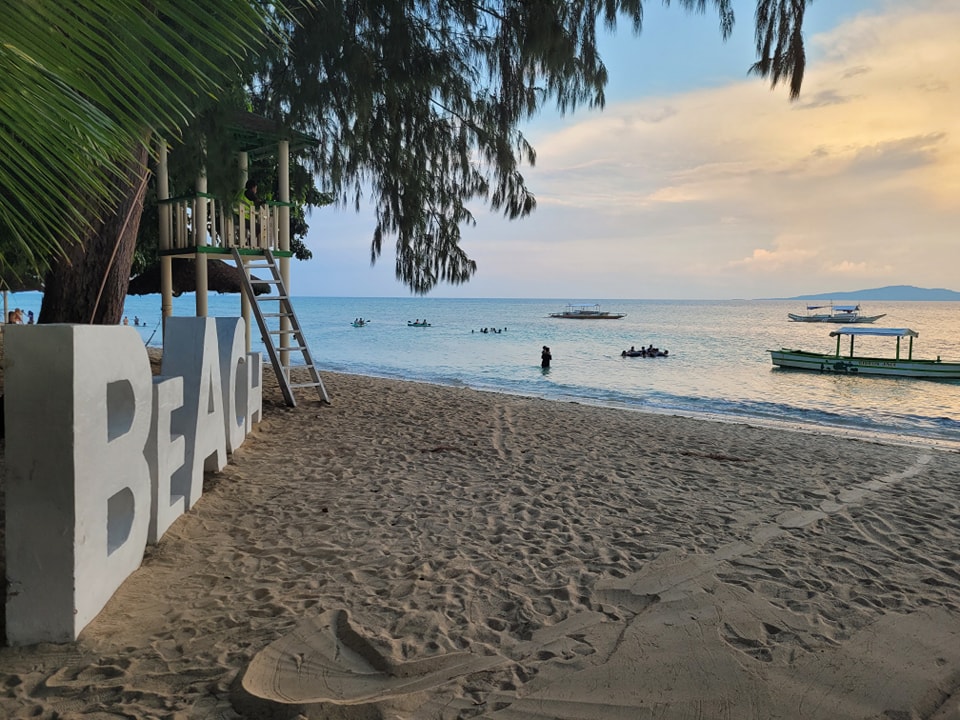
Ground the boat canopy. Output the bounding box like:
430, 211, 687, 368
804, 304, 860, 311
829, 327, 918, 338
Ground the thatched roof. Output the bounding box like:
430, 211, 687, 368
0, 269, 44, 293
127, 258, 270, 296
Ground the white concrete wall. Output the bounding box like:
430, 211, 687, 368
216, 317, 248, 454
4, 320, 263, 645
160, 317, 228, 510
146, 375, 186, 545
5, 326, 152, 643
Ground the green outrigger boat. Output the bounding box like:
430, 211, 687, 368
769, 327, 960, 380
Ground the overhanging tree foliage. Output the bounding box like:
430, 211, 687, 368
251, 0, 744, 293
3, 0, 814, 316
751, 0, 807, 100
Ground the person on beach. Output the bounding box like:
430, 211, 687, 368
541, 345, 552, 368
27, 310, 34, 324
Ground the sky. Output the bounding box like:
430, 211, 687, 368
291, 0, 960, 300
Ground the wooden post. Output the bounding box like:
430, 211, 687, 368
278, 140, 291, 375
238, 151, 252, 353
158, 140, 174, 334
195, 171, 208, 317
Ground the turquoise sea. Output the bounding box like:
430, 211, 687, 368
10, 293, 960, 450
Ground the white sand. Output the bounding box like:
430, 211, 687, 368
2, 362, 960, 719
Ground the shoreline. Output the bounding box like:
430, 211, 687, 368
323, 367, 960, 454
9, 334, 957, 455
2, 360, 960, 718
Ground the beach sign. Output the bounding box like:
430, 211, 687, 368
3, 318, 262, 645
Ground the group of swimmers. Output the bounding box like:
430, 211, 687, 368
622, 344, 669, 357
473, 327, 506, 334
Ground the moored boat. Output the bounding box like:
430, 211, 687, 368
769, 327, 960, 380
549, 303, 626, 320
787, 303, 885, 323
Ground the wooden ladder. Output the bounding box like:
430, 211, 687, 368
232, 248, 329, 407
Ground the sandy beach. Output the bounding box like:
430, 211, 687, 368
2, 352, 960, 719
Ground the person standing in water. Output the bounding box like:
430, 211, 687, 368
541, 345, 552, 368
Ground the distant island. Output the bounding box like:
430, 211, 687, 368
781, 285, 960, 301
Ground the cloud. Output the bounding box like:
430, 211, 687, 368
847, 132, 945, 176
795, 89, 856, 109
826, 260, 894, 277
841, 65, 871, 79
505, 0, 960, 298
727, 241, 818, 273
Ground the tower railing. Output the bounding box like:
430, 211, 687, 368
158, 192, 289, 252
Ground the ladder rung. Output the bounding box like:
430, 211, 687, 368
289, 381, 322, 389
260, 312, 292, 318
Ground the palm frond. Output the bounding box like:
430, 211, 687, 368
0, 0, 275, 268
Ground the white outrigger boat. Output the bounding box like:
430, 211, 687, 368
769, 327, 960, 380
787, 303, 885, 323
549, 303, 626, 320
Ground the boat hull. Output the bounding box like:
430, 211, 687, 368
770, 349, 960, 379
550, 315, 623, 320
549, 313, 626, 320
787, 313, 886, 323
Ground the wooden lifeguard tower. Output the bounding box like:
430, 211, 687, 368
155, 114, 328, 407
